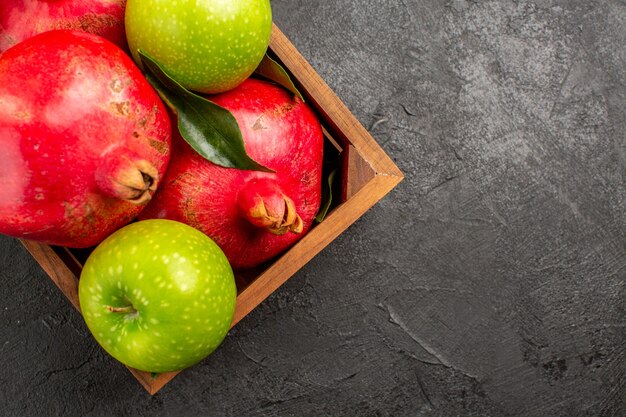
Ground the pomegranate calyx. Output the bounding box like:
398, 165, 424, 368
247, 199, 281, 229
96, 154, 159, 205
267, 195, 303, 236
238, 179, 303, 235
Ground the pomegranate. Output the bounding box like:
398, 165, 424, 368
140, 78, 324, 269
0, 0, 127, 52
0, 30, 171, 247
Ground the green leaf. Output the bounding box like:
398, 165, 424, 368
254, 54, 305, 101
315, 168, 338, 223
138, 50, 272, 172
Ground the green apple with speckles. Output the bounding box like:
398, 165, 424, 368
78, 219, 237, 373
125, 0, 272, 94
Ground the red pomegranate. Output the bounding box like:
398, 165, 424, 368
0, 0, 127, 52
0, 30, 171, 247
140, 78, 324, 269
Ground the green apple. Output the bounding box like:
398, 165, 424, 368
125, 0, 272, 93
78, 219, 237, 373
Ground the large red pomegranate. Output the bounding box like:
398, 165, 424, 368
0, 0, 127, 52
140, 78, 324, 269
0, 30, 171, 247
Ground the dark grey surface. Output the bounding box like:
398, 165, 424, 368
1, 0, 624, 416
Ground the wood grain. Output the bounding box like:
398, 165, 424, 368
343, 144, 377, 201
19, 240, 80, 311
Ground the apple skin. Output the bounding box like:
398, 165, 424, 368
78, 219, 237, 373
125, 0, 272, 94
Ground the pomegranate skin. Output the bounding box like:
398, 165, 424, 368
0, 0, 127, 52
139, 78, 324, 269
0, 30, 171, 247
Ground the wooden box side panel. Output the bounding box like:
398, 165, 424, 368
20, 240, 80, 310
268, 24, 403, 180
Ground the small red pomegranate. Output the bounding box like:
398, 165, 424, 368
140, 78, 324, 269
0, 30, 171, 247
0, 0, 127, 52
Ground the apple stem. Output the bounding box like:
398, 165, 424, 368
107, 305, 137, 314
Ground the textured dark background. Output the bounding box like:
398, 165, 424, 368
1, 0, 624, 416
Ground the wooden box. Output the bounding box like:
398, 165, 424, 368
19, 25, 403, 395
